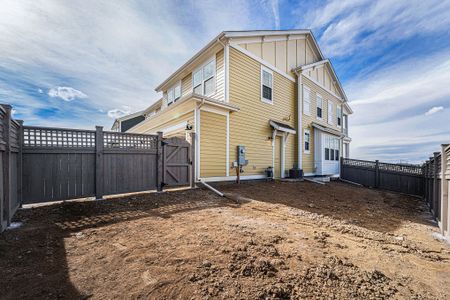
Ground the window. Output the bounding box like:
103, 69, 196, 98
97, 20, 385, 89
261, 66, 273, 103
337, 106, 342, 127
328, 101, 334, 124
303, 87, 311, 116
316, 94, 323, 119
304, 129, 310, 153
324, 135, 340, 161
167, 82, 181, 106
192, 58, 216, 96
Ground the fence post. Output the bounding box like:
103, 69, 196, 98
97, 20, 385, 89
441, 145, 448, 235
2, 105, 11, 226
340, 157, 344, 179
156, 132, 163, 192
190, 132, 196, 188
433, 152, 439, 218
375, 160, 380, 188
95, 126, 104, 200
17, 120, 24, 207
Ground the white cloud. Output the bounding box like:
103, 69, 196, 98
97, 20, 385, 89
107, 106, 131, 119
298, 0, 450, 56
48, 86, 87, 101
37, 88, 43, 94
425, 106, 444, 116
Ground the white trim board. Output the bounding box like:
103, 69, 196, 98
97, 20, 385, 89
200, 174, 267, 182
230, 44, 296, 82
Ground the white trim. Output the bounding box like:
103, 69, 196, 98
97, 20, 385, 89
261, 66, 274, 105
195, 107, 201, 181
297, 75, 303, 170
226, 112, 230, 177
327, 100, 334, 125
302, 73, 344, 102
269, 120, 296, 134
304, 129, 311, 154
303, 172, 316, 177
192, 55, 216, 97
230, 44, 295, 82
281, 134, 287, 179
199, 105, 228, 116
224, 43, 230, 102
200, 174, 267, 182
224, 30, 310, 38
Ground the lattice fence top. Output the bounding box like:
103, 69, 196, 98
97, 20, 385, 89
103, 131, 158, 150
23, 127, 96, 148
378, 161, 423, 175
343, 158, 423, 175
342, 158, 377, 169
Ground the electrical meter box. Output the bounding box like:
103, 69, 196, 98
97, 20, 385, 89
237, 145, 248, 166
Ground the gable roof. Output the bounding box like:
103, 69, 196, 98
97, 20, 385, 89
155, 29, 323, 92
294, 59, 349, 103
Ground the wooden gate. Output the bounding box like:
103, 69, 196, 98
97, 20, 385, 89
162, 136, 195, 188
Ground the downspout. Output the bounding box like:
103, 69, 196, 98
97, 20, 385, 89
296, 70, 303, 171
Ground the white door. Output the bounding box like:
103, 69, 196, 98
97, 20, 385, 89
322, 135, 340, 175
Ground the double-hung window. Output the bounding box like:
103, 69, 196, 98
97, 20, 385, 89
304, 129, 310, 153
316, 94, 323, 119
167, 82, 181, 106
261, 66, 273, 104
193, 58, 216, 96
303, 87, 311, 116
337, 106, 342, 127
328, 101, 334, 124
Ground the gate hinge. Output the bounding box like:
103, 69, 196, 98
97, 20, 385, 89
161, 182, 167, 188
161, 141, 168, 146
189, 160, 193, 165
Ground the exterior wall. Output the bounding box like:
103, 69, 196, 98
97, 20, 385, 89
229, 47, 297, 177
200, 110, 227, 177
301, 75, 344, 174
128, 99, 196, 135
237, 36, 319, 75
161, 49, 225, 109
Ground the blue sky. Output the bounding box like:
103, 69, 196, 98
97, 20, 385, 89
1, 0, 450, 163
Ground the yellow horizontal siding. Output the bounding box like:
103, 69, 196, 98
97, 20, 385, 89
200, 111, 226, 177
229, 47, 297, 176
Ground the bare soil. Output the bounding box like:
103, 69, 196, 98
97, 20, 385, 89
1, 180, 449, 299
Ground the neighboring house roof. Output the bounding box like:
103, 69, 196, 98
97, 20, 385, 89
294, 59, 349, 104
111, 98, 163, 130
155, 29, 323, 92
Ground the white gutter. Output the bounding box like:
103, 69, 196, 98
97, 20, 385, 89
297, 73, 303, 170
199, 179, 224, 197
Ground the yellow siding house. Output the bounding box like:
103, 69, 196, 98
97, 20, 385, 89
124, 30, 353, 181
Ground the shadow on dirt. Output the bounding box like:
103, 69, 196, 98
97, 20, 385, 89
0, 188, 233, 299
214, 180, 434, 234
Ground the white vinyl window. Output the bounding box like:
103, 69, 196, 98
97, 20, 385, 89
304, 129, 310, 154
328, 100, 334, 124
337, 106, 342, 127
192, 58, 216, 96
167, 82, 181, 106
261, 66, 273, 104
324, 136, 340, 161
316, 94, 323, 119
303, 87, 311, 116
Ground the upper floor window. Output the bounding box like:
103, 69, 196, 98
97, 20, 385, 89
261, 66, 273, 104
303, 87, 311, 116
343, 114, 347, 129
193, 58, 215, 96
316, 94, 323, 119
337, 106, 342, 127
304, 129, 310, 153
167, 82, 181, 106
327, 100, 334, 125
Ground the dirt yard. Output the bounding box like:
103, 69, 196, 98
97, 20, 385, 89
1, 180, 449, 299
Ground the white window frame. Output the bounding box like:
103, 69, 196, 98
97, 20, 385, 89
327, 100, 334, 125
337, 105, 342, 128
316, 94, 323, 120
303, 86, 311, 116
304, 129, 311, 154
167, 81, 181, 106
260, 66, 273, 104
192, 56, 216, 97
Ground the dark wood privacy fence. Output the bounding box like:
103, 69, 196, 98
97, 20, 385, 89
423, 145, 450, 238
340, 158, 424, 196
1, 104, 195, 232
0, 105, 22, 233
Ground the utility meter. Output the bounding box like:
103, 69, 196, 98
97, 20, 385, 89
237, 145, 248, 166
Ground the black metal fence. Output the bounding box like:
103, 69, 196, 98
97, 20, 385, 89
1, 103, 195, 232
340, 158, 424, 197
